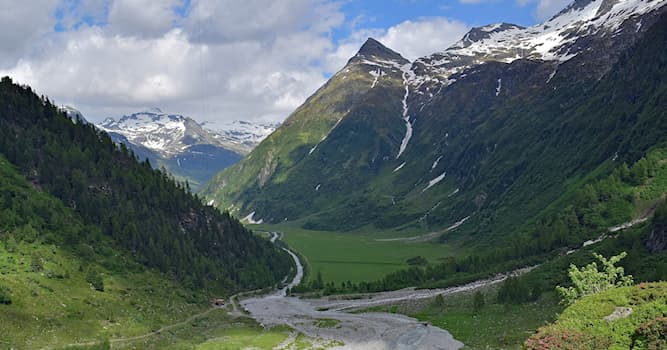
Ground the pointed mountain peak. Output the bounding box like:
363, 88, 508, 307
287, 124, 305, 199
352, 38, 409, 65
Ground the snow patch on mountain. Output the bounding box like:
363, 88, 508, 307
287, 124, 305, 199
369, 68, 386, 88
309, 118, 343, 156
431, 156, 444, 171
393, 162, 406, 172
242, 211, 263, 224
396, 65, 415, 159
423, 171, 447, 192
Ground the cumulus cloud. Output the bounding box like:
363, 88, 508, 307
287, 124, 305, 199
517, 0, 573, 20
324, 17, 469, 73
108, 0, 180, 37
0, 1, 470, 125
0, 1, 59, 67
0, 0, 343, 124
380, 18, 470, 60
184, 0, 343, 43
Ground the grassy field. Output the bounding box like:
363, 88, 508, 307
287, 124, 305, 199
252, 224, 459, 284
366, 286, 563, 350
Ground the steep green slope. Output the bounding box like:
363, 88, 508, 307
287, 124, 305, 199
0, 77, 291, 293
200, 39, 410, 223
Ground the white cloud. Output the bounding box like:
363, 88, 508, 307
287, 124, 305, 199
0, 0, 343, 124
517, 0, 573, 20
0, 1, 470, 126
324, 17, 470, 73
184, 0, 343, 43
380, 18, 470, 60
0, 1, 58, 67
108, 0, 180, 37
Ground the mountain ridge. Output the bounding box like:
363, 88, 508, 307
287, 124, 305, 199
201, 0, 667, 237
97, 109, 278, 190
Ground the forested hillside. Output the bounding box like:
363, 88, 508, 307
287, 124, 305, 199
0, 76, 292, 292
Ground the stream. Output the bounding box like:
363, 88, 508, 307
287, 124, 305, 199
241, 232, 464, 349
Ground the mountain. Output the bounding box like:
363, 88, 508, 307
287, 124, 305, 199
205, 120, 281, 153
97, 109, 276, 190
201, 0, 667, 244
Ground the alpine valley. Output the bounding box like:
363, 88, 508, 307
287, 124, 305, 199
3, 0, 667, 349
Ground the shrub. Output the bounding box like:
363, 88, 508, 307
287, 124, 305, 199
472, 291, 485, 313
631, 317, 667, 350
406, 256, 428, 266
0, 285, 12, 305
86, 270, 105, 292
0, 286, 12, 305
556, 252, 633, 305
525, 328, 611, 350
30, 253, 43, 272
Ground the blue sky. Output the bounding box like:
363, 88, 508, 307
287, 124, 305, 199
337, 0, 539, 34
0, 0, 569, 124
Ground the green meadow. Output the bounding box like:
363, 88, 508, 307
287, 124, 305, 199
252, 224, 459, 284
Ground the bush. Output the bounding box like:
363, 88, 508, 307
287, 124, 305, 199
556, 252, 633, 305
497, 277, 531, 304
472, 290, 485, 314
631, 317, 667, 350
86, 270, 104, 292
406, 256, 428, 266
0, 285, 12, 305
31, 253, 43, 272
525, 328, 611, 350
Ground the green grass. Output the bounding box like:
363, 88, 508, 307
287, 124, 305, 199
314, 318, 341, 328
194, 324, 291, 350
0, 239, 214, 349
254, 224, 458, 284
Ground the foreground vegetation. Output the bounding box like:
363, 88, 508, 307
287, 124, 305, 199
526, 282, 667, 350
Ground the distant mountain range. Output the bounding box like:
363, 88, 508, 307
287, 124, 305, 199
92, 108, 278, 190
201, 0, 667, 239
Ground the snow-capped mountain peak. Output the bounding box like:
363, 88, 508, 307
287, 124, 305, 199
413, 0, 666, 86
97, 109, 278, 157
205, 120, 280, 152
99, 110, 201, 156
